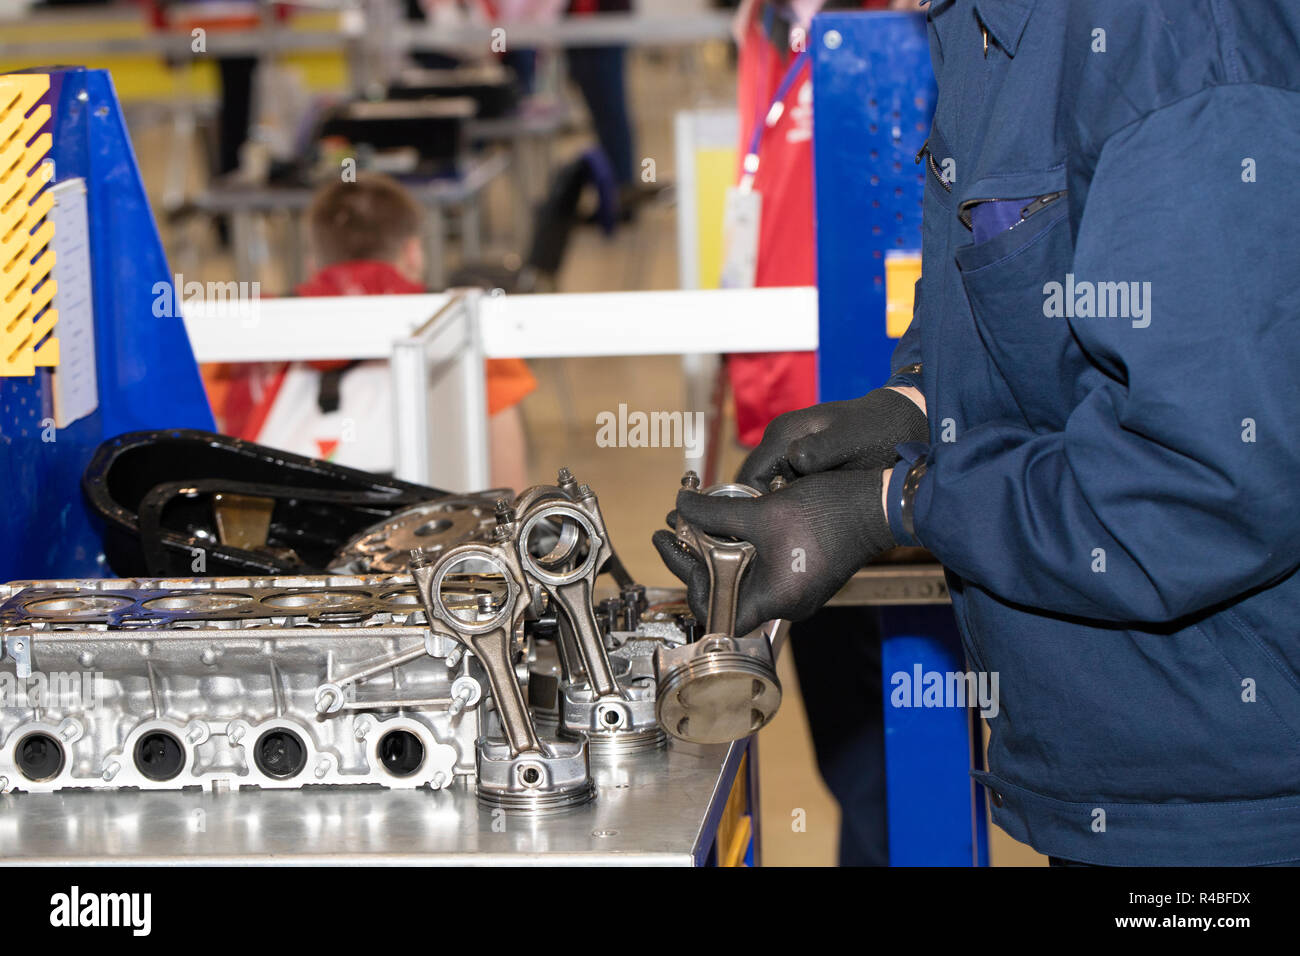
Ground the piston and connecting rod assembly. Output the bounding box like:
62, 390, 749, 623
412, 523, 595, 814
513, 470, 663, 754
654, 472, 786, 746
410, 468, 671, 812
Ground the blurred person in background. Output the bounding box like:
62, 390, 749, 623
408, 0, 563, 87
411, 0, 642, 213
202, 174, 536, 490
138, 0, 296, 244
721, 0, 920, 866
563, 0, 636, 202
494, 0, 567, 92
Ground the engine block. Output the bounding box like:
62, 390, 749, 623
0, 572, 693, 801
0, 576, 489, 794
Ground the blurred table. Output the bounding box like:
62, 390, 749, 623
190, 152, 509, 290
468, 98, 574, 246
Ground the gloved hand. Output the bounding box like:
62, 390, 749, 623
736, 387, 928, 489
652, 469, 896, 637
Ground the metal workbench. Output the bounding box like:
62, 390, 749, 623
0, 739, 749, 867
0, 567, 950, 867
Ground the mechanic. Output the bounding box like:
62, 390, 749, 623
656, 0, 1300, 865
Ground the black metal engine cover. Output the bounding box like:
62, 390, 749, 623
82, 430, 445, 577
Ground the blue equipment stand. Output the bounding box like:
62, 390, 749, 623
811, 12, 989, 866
0, 67, 214, 582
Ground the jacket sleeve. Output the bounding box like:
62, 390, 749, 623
885, 277, 925, 392
891, 86, 1300, 623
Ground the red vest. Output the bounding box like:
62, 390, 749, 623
728, 12, 819, 446
728, 2, 886, 446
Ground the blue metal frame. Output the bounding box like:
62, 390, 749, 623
811, 12, 988, 866
812, 11, 932, 402
880, 607, 989, 866
0, 68, 214, 582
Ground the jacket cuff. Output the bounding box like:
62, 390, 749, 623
885, 362, 924, 394
886, 441, 930, 547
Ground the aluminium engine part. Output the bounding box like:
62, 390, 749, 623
653, 475, 784, 745
527, 614, 689, 738
328, 491, 510, 574
412, 533, 595, 813
0, 576, 483, 793
526, 634, 566, 732
654, 624, 787, 746
525, 624, 641, 737
473, 738, 592, 814
515, 473, 665, 755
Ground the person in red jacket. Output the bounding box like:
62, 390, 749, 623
729, 0, 902, 442
728, 0, 817, 445
203, 174, 535, 489
725, 0, 906, 867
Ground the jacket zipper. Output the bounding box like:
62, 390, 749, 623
958, 189, 1066, 231
915, 139, 953, 193
1016, 191, 1065, 219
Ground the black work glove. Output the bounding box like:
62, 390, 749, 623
652, 470, 897, 637
736, 387, 928, 489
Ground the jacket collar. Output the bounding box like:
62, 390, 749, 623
972, 0, 1039, 56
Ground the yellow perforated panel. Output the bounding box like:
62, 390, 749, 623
0, 73, 58, 377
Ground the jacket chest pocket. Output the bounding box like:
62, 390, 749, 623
954, 184, 1094, 432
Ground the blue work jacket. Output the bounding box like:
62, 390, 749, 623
883, 0, 1300, 864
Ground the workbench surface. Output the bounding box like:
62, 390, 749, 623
0, 739, 744, 866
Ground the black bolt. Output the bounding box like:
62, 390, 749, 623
599, 597, 623, 634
